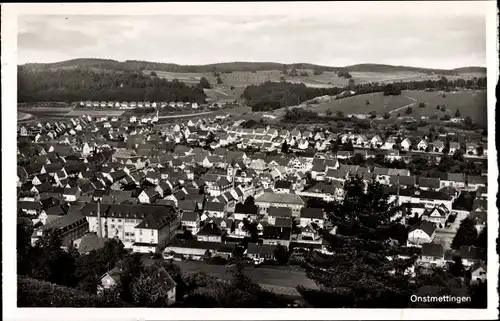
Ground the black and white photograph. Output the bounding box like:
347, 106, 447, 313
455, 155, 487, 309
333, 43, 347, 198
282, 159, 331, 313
2, 1, 498, 320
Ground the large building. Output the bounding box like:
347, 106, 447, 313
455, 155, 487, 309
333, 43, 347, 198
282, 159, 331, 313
255, 192, 305, 217
81, 202, 179, 251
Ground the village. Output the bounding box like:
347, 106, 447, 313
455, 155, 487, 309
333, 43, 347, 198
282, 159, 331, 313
16, 100, 488, 300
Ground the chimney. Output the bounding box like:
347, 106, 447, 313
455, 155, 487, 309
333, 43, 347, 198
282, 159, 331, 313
97, 200, 102, 238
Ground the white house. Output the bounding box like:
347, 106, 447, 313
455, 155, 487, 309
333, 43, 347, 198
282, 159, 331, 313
407, 220, 436, 247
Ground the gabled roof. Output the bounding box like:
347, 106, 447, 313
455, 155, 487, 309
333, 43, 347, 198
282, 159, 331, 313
181, 211, 198, 222
300, 207, 324, 219
197, 222, 224, 236
268, 206, 292, 218
409, 220, 436, 237
204, 202, 225, 212
421, 243, 444, 258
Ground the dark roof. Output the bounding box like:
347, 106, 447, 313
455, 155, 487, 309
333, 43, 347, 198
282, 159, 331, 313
417, 177, 441, 189
274, 217, 293, 228
300, 207, 324, 219
18, 201, 42, 211
268, 206, 292, 218
390, 175, 416, 186
246, 242, 276, 256
197, 222, 224, 236
459, 246, 486, 261
78, 233, 108, 253
181, 211, 198, 222
409, 220, 436, 236
178, 200, 196, 211
262, 226, 291, 241
421, 243, 444, 258
135, 210, 178, 230
470, 211, 487, 225
274, 180, 292, 189
204, 202, 225, 212
234, 202, 258, 215
45, 205, 66, 216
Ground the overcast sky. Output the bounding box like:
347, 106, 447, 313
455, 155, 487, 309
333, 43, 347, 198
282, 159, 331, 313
17, 2, 488, 69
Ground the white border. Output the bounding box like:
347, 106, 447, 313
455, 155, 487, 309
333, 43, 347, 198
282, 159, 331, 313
2, 2, 498, 321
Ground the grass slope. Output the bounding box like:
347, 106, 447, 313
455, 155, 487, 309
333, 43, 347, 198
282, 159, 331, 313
300, 89, 486, 125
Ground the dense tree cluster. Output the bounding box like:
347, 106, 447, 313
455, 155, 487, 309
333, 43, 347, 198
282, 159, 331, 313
242, 82, 343, 111
337, 70, 353, 78
18, 67, 207, 103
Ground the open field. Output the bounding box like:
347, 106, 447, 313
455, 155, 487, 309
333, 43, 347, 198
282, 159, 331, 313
173, 260, 318, 296
291, 89, 486, 125
147, 69, 486, 89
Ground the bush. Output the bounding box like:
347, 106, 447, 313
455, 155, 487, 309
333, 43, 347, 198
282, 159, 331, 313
418, 102, 426, 108
383, 112, 390, 119
365, 100, 370, 105
300, 71, 309, 77
405, 107, 413, 114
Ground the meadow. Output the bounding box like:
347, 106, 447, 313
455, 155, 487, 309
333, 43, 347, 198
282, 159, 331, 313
284, 89, 486, 125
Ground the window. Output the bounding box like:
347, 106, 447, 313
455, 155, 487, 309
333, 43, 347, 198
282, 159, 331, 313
118, 219, 121, 223
111, 224, 115, 229
139, 230, 142, 235
151, 230, 154, 236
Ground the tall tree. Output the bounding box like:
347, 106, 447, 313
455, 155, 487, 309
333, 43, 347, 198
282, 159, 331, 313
451, 218, 478, 250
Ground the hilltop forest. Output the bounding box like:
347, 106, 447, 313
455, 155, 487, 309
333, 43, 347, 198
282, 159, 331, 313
17, 67, 207, 103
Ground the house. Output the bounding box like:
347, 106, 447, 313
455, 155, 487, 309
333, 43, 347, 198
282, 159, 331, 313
138, 188, 161, 204
370, 135, 383, 148
449, 142, 460, 155
417, 177, 441, 190
460, 245, 486, 267
31, 209, 89, 248
470, 261, 487, 285
62, 187, 80, 202
442, 173, 466, 189
273, 180, 292, 194
132, 211, 181, 254
467, 175, 487, 190
465, 142, 479, 155
262, 225, 292, 249
181, 211, 200, 235
299, 208, 324, 228
407, 221, 436, 247
203, 201, 226, 219
233, 202, 259, 221
469, 211, 487, 233
432, 140, 445, 153
401, 138, 412, 151
98, 267, 123, 293
196, 221, 225, 243
267, 207, 293, 225
420, 205, 450, 227
417, 243, 445, 268
255, 192, 305, 217
417, 139, 428, 151
246, 243, 276, 264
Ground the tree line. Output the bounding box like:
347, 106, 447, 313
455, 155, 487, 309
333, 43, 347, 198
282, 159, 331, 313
18, 67, 207, 104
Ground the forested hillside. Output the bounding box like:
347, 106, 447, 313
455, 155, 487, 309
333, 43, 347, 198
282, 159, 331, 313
18, 66, 207, 103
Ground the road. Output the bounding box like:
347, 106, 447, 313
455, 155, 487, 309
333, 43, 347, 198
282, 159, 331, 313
157, 111, 213, 119
172, 260, 318, 296
388, 96, 417, 115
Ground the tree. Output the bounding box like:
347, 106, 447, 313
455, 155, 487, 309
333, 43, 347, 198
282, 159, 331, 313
455, 109, 461, 117
405, 107, 413, 114
199, 77, 212, 89
273, 244, 290, 265
353, 153, 365, 165
369, 111, 376, 119
303, 176, 413, 308
230, 85, 235, 90
289, 67, 298, 77
216, 76, 223, 85
464, 116, 473, 127
383, 112, 390, 119
313, 69, 323, 75
448, 256, 465, 277
150, 71, 157, 77
440, 105, 446, 112
281, 140, 289, 154
451, 218, 478, 250
348, 79, 355, 87
418, 102, 426, 108
475, 226, 487, 251
436, 105, 440, 110
365, 100, 370, 105
326, 110, 333, 116
336, 111, 345, 118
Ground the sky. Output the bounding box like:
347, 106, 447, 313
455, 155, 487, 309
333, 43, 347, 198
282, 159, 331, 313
16, 2, 489, 69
